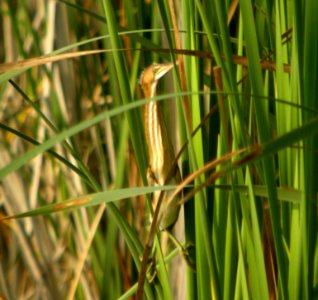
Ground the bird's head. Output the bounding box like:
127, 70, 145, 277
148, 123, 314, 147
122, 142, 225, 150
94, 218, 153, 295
140, 62, 175, 98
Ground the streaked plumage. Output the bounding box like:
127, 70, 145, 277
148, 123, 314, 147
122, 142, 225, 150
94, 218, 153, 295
140, 63, 180, 230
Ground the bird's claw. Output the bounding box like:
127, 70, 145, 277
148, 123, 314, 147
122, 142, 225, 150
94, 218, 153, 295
180, 243, 196, 272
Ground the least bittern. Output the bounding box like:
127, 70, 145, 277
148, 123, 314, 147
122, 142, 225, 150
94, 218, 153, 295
140, 62, 181, 230
137, 63, 193, 299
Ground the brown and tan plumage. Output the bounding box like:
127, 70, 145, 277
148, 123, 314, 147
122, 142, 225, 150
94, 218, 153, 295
140, 62, 181, 230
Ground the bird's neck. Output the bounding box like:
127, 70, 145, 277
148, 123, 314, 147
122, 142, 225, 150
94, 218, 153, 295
144, 96, 165, 182
142, 81, 157, 99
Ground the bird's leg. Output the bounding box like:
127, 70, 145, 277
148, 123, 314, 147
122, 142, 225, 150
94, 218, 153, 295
145, 254, 158, 283
144, 166, 161, 282
165, 230, 196, 272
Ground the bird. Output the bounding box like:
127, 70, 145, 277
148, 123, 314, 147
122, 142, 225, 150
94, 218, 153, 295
139, 62, 181, 231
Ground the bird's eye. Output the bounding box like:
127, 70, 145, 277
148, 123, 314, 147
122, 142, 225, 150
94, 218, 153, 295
152, 66, 159, 74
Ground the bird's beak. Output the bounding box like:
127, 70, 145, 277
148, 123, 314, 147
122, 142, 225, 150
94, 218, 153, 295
155, 62, 175, 81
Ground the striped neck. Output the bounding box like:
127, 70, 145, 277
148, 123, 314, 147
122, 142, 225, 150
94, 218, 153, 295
144, 99, 165, 183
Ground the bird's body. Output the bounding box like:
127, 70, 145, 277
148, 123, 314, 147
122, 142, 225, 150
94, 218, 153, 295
140, 63, 181, 230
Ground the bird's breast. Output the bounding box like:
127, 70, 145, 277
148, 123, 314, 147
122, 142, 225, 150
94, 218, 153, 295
144, 101, 166, 182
